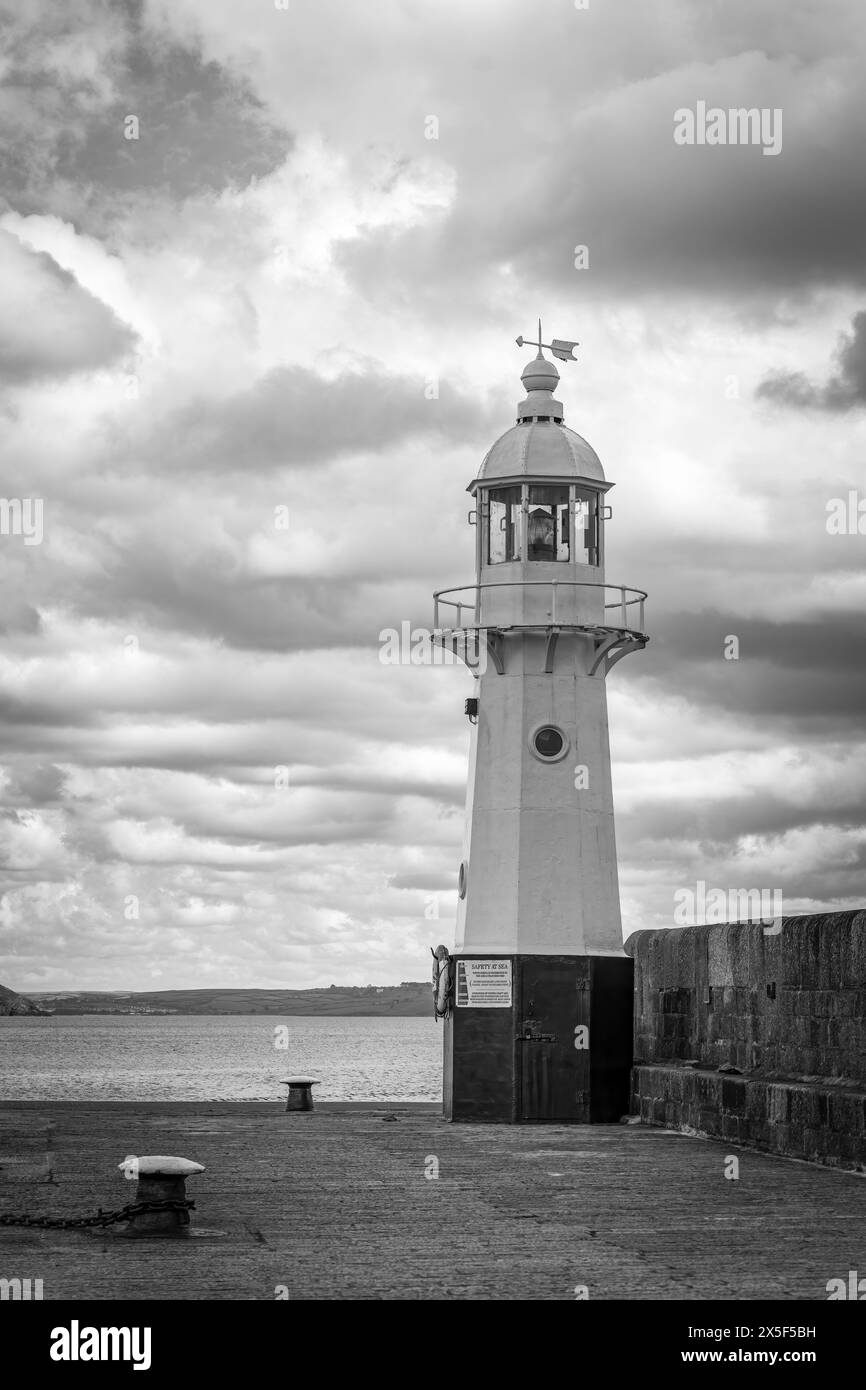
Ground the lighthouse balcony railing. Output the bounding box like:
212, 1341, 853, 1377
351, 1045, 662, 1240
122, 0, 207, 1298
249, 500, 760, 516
433, 581, 647, 636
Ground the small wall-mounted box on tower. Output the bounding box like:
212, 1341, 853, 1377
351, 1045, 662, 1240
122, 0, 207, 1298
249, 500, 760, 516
433, 326, 648, 1123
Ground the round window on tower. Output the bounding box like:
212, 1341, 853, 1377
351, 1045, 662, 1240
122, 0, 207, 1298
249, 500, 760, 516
458, 860, 468, 899
530, 724, 569, 762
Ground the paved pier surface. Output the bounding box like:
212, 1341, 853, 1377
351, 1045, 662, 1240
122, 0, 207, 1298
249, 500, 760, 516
1, 1102, 863, 1300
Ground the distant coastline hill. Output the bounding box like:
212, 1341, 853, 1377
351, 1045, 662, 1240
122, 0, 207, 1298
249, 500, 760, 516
0, 982, 50, 1016
26, 983, 432, 1017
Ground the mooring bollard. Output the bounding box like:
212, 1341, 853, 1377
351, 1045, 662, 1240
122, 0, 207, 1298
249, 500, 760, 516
117, 1155, 205, 1236
281, 1078, 319, 1112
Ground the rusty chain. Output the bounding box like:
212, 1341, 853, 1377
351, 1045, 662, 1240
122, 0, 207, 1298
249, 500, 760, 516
0, 1198, 194, 1230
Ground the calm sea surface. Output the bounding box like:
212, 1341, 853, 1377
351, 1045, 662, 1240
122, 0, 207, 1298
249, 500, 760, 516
0, 1015, 443, 1102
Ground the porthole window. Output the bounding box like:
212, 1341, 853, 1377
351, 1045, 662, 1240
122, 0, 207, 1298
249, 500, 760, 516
458, 861, 468, 899
530, 724, 569, 762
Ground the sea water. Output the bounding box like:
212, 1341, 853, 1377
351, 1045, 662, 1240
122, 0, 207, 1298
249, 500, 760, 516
0, 1013, 442, 1102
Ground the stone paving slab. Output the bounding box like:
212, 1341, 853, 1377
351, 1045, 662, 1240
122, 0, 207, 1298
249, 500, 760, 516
1, 1103, 863, 1300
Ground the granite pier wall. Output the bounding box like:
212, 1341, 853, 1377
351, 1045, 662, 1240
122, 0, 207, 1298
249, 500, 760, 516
624, 912, 866, 1171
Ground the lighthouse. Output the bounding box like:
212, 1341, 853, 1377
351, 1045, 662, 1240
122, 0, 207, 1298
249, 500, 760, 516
434, 327, 648, 1123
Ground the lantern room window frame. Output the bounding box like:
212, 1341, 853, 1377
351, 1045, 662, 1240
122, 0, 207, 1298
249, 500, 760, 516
479, 481, 603, 569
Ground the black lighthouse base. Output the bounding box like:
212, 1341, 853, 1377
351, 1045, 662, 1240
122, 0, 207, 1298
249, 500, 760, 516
443, 954, 633, 1123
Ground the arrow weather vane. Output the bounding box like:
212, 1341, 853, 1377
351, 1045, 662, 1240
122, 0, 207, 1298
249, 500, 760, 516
516, 318, 579, 363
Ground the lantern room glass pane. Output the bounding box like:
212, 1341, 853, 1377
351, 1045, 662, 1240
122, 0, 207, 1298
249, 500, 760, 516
574, 489, 599, 566
487, 486, 522, 564
528, 485, 569, 562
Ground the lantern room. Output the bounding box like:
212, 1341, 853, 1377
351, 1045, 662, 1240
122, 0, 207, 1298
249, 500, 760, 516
483, 482, 600, 566
469, 350, 611, 580
464, 349, 614, 632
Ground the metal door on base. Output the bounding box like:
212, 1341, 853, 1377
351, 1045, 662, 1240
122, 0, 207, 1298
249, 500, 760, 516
516, 958, 590, 1122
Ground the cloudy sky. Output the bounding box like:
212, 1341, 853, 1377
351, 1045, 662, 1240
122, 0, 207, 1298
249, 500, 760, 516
1, 0, 864, 992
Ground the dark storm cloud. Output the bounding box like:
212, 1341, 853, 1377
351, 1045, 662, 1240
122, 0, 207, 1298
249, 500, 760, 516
0, 694, 101, 729
0, 599, 42, 635
0, 0, 287, 230
70, 562, 435, 653
82, 31, 289, 200
649, 607, 866, 674
621, 793, 866, 849
0, 364, 485, 657
1, 763, 67, 806
147, 364, 491, 473
772, 848, 866, 902
341, 102, 866, 308
292, 769, 462, 806
0, 230, 135, 381
757, 311, 866, 410
331, 14, 866, 309
637, 608, 866, 730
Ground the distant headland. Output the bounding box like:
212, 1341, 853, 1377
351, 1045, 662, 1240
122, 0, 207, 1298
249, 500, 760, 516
0, 982, 50, 1016
4, 982, 431, 1017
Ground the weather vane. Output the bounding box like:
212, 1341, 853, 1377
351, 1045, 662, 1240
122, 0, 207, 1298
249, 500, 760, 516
516, 318, 579, 363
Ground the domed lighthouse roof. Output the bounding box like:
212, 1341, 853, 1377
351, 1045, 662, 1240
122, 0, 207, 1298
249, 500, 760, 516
476, 416, 606, 485
470, 327, 608, 492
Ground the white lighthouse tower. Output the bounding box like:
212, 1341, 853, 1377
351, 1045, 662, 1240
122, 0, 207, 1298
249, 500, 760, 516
434, 326, 648, 1123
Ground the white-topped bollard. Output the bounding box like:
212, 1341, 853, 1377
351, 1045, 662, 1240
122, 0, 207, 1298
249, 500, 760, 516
281, 1078, 319, 1112
117, 1155, 205, 1236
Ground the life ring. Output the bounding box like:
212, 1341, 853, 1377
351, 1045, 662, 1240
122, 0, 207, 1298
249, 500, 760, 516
431, 945, 450, 1021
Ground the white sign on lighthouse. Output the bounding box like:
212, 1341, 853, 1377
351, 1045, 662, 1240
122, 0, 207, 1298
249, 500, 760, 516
435, 326, 648, 1123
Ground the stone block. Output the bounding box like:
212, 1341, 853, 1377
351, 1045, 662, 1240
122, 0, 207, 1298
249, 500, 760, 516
818, 924, 843, 990
767, 1085, 790, 1124
788, 1120, 806, 1155
678, 931, 698, 987
722, 1078, 747, 1114
745, 1080, 767, 1118
662, 1014, 680, 1039
789, 1089, 810, 1128
785, 918, 821, 988
769, 1121, 790, 1152
845, 914, 866, 986
803, 1090, 829, 1128
707, 926, 734, 987
748, 925, 767, 985
728, 925, 752, 985
824, 1131, 843, 1159
749, 1119, 772, 1148
829, 1092, 864, 1135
